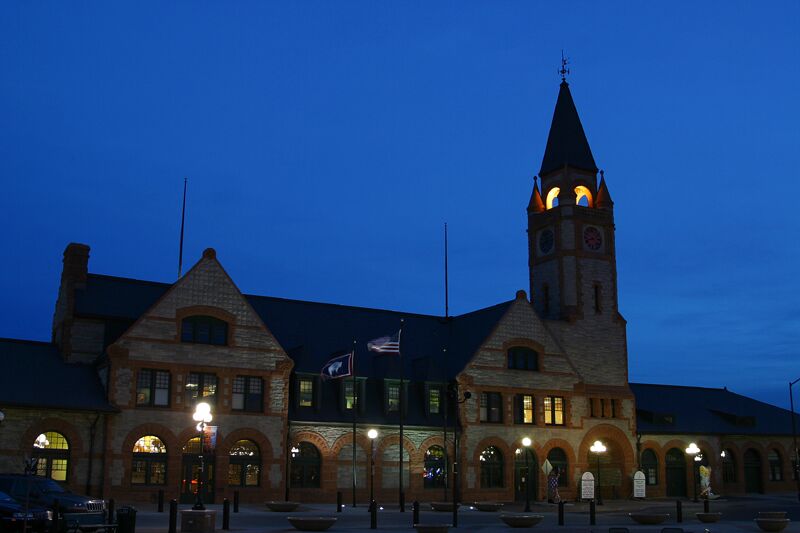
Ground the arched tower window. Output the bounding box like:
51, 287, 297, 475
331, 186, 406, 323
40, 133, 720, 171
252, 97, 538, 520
181, 315, 228, 345
423, 445, 446, 489
228, 440, 261, 487
545, 187, 560, 209
32, 432, 70, 481
547, 448, 568, 487
641, 449, 658, 485
768, 450, 783, 481
290, 442, 321, 488
132, 435, 167, 485
479, 446, 504, 488
722, 449, 737, 483
574, 185, 593, 207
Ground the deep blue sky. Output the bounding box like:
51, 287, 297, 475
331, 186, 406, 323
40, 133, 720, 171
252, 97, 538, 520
2, 2, 798, 409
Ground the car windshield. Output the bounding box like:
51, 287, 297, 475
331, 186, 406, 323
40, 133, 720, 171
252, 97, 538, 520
0, 491, 15, 502
37, 479, 66, 493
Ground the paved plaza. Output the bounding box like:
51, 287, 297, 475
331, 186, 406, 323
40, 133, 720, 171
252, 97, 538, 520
128, 493, 800, 532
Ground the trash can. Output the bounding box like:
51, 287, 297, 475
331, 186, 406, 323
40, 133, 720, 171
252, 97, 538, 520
116, 507, 137, 533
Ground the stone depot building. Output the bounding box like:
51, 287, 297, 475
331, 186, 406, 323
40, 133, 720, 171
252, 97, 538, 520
1, 79, 797, 506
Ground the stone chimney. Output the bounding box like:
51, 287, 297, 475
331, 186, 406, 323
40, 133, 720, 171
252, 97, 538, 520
52, 243, 90, 359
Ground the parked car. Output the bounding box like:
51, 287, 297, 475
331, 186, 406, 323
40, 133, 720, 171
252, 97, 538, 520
0, 490, 52, 532
0, 475, 105, 516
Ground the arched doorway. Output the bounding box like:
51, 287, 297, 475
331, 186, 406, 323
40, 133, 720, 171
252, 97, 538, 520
181, 437, 215, 504
514, 447, 539, 501
665, 448, 686, 497
587, 441, 624, 501
744, 449, 763, 493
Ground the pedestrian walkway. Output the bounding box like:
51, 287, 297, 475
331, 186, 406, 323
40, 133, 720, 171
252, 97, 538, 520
127, 494, 800, 533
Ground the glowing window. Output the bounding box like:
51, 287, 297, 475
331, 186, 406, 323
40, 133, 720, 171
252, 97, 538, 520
545, 187, 560, 209
32, 432, 70, 482
574, 185, 593, 207
132, 435, 167, 485
229, 440, 260, 487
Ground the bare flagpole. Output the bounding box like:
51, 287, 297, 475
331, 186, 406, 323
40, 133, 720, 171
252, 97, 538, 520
351, 341, 358, 508
399, 318, 405, 512
445, 222, 449, 318
178, 177, 188, 278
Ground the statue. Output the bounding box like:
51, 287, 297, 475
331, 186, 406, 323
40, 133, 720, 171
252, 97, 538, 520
698, 465, 719, 499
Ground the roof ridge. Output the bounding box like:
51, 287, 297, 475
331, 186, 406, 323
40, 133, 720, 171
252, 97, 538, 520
0, 337, 54, 346
452, 299, 515, 319
630, 382, 727, 392
88, 273, 171, 287
245, 293, 446, 320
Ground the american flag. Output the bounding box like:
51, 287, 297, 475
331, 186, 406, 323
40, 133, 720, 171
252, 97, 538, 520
367, 331, 401, 354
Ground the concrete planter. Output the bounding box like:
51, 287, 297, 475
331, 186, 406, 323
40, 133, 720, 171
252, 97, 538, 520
266, 501, 301, 512
499, 514, 544, 528
473, 502, 504, 512
628, 513, 669, 525
696, 512, 721, 523
413, 524, 451, 533
755, 518, 790, 532
758, 512, 788, 519
430, 502, 460, 512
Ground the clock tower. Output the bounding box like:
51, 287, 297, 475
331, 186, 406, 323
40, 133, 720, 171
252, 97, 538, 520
527, 77, 618, 323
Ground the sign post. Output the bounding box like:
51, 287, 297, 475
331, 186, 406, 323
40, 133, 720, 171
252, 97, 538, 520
633, 470, 646, 499
581, 472, 595, 501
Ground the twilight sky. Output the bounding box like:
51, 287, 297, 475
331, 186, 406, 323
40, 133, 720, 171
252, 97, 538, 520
1, 2, 798, 409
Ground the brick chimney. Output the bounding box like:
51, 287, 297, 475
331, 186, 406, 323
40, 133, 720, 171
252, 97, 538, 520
52, 243, 90, 360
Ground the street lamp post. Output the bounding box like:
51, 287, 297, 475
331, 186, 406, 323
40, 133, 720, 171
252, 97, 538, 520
192, 402, 213, 511
368, 429, 378, 509
685, 442, 700, 503
522, 437, 532, 512
790, 378, 800, 501
590, 441, 606, 505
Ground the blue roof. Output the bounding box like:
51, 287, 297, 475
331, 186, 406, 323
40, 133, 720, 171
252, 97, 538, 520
631, 383, 800, 436
0, 339, 114, 412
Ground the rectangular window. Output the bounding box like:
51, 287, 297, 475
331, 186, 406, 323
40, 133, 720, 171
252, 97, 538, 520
137, 369, 170, 407
480, 392, 502, 423
544, 396, 565, 425
298, 378, 314, 407
232, 376, 263, 412
344, 380, 355, 410
514, 394, 534, 424
186, 373, 218, 405
600, 398, 606, 417
593, 284, 602, 313
589, 398, 596, 417
611, 399, 616, 418
387, 383, 400, 412
428, 387, 441, 414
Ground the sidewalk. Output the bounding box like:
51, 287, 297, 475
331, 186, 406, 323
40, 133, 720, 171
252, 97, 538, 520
127, 495, 800, 533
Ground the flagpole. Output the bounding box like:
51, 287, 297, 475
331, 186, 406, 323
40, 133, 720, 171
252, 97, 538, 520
351, 341, 357, 508
399, 319, 405, 512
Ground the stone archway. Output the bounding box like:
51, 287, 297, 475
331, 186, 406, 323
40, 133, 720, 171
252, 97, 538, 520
577, 425, 635, 500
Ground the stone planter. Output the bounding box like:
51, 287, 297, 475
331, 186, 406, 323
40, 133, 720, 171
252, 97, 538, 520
286, 517, 337, 531
755, 518, 790, 532
430, 502, 460, 512
413, 524, 451, 533
696, 512, 721, 523
266, 501, 301, 512
759, 512, 788, 519
473, 502, 503, 512
628, 513, 669, 525
499, 514, 544, 528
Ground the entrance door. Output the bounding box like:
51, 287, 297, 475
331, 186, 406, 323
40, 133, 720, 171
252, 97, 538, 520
744, 449, 763, 493
665, 448, 687, 497
514, 449, 538, 501
181, 455, 215, 504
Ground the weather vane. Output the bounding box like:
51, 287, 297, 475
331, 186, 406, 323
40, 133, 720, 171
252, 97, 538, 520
559, 50, 570, 81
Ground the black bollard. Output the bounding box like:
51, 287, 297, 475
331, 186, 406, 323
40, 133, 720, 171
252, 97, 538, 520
107, 498, 115, 525
337, 492, 342, 513
233, 490, 239, 513
558, 501, 565, 526
51, 499, 60, 533
169, 499, 177, 533
222, 498, 230, 530
158, 489, 164, 513
676, 499, 682, 523
452, 499, 458, 528
412, 501, 419, 526
370, 500, 377, 529
400, 492, 405, 513
704, 498, 709, 513
590, 500, 596, 526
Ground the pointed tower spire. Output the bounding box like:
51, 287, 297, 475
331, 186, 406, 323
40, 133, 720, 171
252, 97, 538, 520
539, 77, 597, 177
596, 170, 614, 209
527, 175, 545, 213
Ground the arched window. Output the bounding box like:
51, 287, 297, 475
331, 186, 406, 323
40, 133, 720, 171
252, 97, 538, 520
32, 432, 69, 481
228, 440, 260, 487
132, 436, 167, 485
722, 449, 736, 483
768, 450, 783, 482
574, 185, 593, 207
479, 446, 504, 488
424, 445, 446, 489
546, 187, 560, 210
547, 448, 568, 487
507, 347, 538, 371
181, 315, 228, 345
641, 449, 658, 485
290, 442, 321, 488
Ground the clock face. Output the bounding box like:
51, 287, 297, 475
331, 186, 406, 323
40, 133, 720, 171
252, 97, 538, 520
538, 229, 554, 254
583, 226, 603, 251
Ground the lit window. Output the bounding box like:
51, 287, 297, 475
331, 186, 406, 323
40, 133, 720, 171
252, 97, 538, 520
298, 378, 314, 407
546, 187, 560, 209
228, 440, 260, 487
574, 185, 593, 207
428, 387, 441, 415
387, 383, 400, 412
544, 396, 564, 425
515, 394, 534, 424
424, 446, 446, 489
31, 432, 70, 482
343, 380, 355, 410
131, 436, 167, 485
186, 373, 218, 405
479, 446, 504, 488
137, 369, 170, 407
